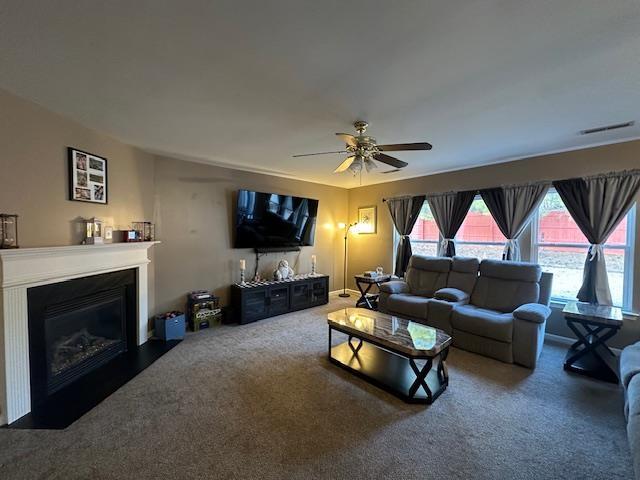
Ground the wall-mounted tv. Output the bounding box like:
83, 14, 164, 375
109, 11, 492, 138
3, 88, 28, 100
234, 190, 319, 248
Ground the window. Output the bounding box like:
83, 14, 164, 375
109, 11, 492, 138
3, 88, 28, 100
455, 196, 505, 259
408, 202, 439, 257
532, 189, 635, 309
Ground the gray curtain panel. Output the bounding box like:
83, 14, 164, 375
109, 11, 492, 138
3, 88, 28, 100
427, 190, 476, 257
480, 183, 549, 261
386, 195, 425, 277
553, 170, 640, 305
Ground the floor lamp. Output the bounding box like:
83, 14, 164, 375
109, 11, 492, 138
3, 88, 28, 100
338, 222, 358, 297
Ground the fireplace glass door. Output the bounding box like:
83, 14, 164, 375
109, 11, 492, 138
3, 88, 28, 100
44, 290, 127, 395
28, 269, 136, 407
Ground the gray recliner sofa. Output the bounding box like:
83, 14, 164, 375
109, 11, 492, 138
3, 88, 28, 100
379, 255, 553, 369
620, 342, 640, 479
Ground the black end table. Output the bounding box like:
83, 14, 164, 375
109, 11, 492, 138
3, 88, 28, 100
563, 301, 623, 383
354, 274, 392, 310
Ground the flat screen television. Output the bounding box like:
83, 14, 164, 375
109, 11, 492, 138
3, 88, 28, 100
234, 190, 319, 248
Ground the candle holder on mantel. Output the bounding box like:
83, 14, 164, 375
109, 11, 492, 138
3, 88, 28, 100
0, 214, 19, 249
311, 255, 317, 276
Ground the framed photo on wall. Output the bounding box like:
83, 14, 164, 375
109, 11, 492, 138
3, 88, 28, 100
68, 147, 108, 204
358, 205, 377, 234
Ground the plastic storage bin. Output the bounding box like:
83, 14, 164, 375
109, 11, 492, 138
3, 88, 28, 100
155, 312, 186, 341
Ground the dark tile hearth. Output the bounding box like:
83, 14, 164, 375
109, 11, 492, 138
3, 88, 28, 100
7, 339, 180, 430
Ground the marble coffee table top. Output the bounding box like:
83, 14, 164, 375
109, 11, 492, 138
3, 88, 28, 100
562, 301, 623, 326
327, 308, 452, 357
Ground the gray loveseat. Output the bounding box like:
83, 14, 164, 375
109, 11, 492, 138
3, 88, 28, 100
621, 342, 640, 479
379, 255, 553, 368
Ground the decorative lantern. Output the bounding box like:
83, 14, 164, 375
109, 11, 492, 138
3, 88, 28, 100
0, 214, 19, 249
84, 217, 104, 245
132, 221, 155, 242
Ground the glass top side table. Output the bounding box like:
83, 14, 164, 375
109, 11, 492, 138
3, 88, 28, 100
562, 301, 623, 383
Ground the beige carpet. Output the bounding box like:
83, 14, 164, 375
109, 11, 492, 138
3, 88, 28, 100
0, 297, 633, 479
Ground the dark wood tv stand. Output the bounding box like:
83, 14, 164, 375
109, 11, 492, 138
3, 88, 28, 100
230, 274, 329, 324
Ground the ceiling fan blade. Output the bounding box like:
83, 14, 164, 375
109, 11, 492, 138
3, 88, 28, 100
377, 142, 432, 151
335, 133, 357, 147
292, 150, 348, 158
334, 155, 356, 173
373, 153, 408, 169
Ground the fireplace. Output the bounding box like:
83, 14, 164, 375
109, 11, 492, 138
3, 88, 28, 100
27, 269, 137, 408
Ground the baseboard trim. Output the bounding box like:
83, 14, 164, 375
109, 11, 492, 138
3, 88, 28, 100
544, 332, 622, 355
544, 332, 574, 347
329, 289, 359, 297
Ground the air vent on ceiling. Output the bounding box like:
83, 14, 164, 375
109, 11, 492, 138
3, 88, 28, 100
381, 169, 401, 174
580, 121, 635, 135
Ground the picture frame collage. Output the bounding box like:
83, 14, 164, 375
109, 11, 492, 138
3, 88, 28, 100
68, 147, 108, 204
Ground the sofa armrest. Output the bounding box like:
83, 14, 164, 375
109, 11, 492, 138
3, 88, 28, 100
621, 342, 640, 389
513, 303, 551, 324
434, 287, 469, 303
379, 281, 410, 295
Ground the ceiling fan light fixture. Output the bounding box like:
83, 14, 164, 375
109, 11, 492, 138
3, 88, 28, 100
295, 120, 432, 176
364, 158, 377, 172
348, 156, 363, 175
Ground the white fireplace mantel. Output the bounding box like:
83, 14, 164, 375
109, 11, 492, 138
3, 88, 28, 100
0, 241, 158, 425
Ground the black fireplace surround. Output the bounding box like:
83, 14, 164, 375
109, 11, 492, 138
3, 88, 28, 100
27, 269, 137, 408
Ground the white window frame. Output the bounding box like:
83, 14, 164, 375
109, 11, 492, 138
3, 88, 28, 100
530, 188, 636, 310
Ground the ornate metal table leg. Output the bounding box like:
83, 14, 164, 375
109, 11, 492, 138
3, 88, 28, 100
356, 281, 375, 309
348, 335, 363, 355
408, 358, 432, 401
565, 320, 618, 366
438, 347, 449, 386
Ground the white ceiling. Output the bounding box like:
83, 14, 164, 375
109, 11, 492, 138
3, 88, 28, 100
1, 0, 639, 188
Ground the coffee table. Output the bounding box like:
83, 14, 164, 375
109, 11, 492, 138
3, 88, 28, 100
327, 308, 452, 404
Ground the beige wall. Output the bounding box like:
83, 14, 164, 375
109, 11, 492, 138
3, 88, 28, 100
0, 89, 156, 246
0, 89, 348, 322
347, 140, 640, 347
2, 86, 639, 345
0, 88, 157, 314
152, 155, 348, 314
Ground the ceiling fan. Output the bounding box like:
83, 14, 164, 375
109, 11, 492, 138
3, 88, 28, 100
293, 121, 432, 175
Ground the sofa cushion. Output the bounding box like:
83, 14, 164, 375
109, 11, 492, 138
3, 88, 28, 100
479, 259, 542, 282
471, 277, 540, 313
405, 256, 451, 297
379, 281, 410, 295
434, 287, 469, 303
470, 260, 542, 312
451, 304, 513, 342
386, 294, 430, 319
513, 303, 551, 324
538, 272, 554, 306
627, 374, 640, 478
628, 413, 640, 479
627, 374, 640, 421
447, 256, 480, 294
409, 255, 452, 272
621, 342, 640, 389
